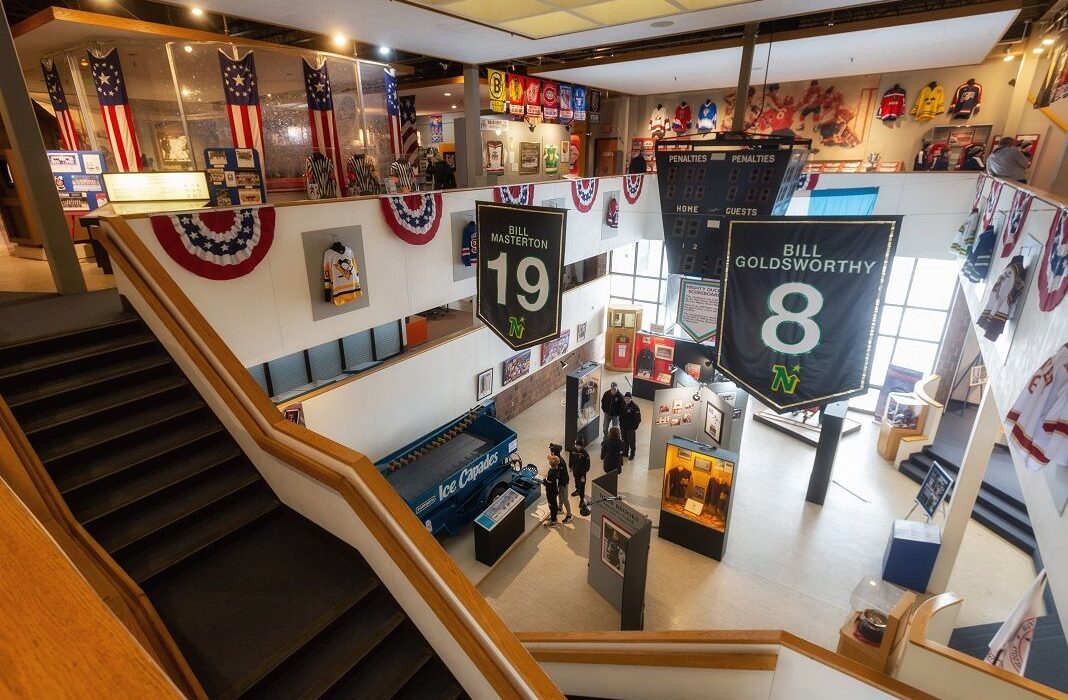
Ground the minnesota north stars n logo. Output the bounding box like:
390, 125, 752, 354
508, 316, 525, 339
771, 364, 801, 394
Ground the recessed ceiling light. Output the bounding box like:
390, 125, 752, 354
333, 34, 347, 47
1042, 37, 1056, 46
190, 6, 204, 16
450, 104, 457, 109
443, 92, 452, 97
379, 46, 391, 56
650, 20, 674, 28
1033, 47, 1045, 54
1003, 53, 1015, 61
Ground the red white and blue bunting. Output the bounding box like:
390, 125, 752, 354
493, 184, 535, 206
1038, 206, 1068, 312
571, 178, 598, 213
379, 193, 443, 245
797, 173, 820, 191
981, 180, 1004, 230
623, 174, 644, 204
1000, 188, 1034, 258
150, 206, 275, 280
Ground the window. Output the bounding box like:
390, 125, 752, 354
608, 240, 669, 328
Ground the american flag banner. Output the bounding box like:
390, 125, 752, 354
218, 50, 264, 161
87, 47, 141, 172
399, 95, 419, 164
302, 56, 344, 193
385, 67, 402, 160
41, 59, 80, 151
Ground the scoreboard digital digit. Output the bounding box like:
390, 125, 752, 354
655, 133, 810, 280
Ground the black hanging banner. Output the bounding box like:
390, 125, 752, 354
476, 202, 567, 351
716, 216, 901, 412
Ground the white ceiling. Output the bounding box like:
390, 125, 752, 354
190, 0, 890, 64
531, 8, 1019, 94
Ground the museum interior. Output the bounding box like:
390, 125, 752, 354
2, 0, 1068, 698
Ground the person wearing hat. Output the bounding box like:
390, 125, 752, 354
619, 392, 642, 461
601, 382, 624, 439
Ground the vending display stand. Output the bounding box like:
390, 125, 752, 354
605, 304, 642, 372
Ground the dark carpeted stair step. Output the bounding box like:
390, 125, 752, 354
393, 658, 467, 700
974, 489, 1033, 536
971, 501, 1037, 554
0, 328, 156, 387
56, 416, 227, 496
118, 483, 279, 585
0, 315, 143, 368
325, 623, 434, 700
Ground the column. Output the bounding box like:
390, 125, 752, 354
928, 388, 1000, 593
458, 63, 483, 189
734, 23, 759, 130
0, 8, 86, 294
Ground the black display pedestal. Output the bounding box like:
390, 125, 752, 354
566, 362, 603, 449
805, 400, 849, 505
474, 489, 525, 566
659, 509, 725, 560
632, 375, 669, 401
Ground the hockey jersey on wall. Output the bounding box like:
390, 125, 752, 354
390, 161, 416, 193
962, 225, 996, 282
323, 244, 362, 306
977, 256, 1026, 340
672, 102, 692, 134
346, 154, 381, 196
305, 153, 338, 199
876, 85, 907, 121
1006, 345, 1068, 470
697, 100, 717, 132
911, 83, 945, 121
950, 81, 982, 119
461, 220, 478, 266
649, 105, 668, 137
950, 210, 981, 255
484, 140, 506, 174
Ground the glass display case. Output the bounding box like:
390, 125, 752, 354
566, 361, 602, 449
658, 436, 740, 561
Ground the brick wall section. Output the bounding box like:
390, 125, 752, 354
494, 340, 599, 422
931, 283, 971, 406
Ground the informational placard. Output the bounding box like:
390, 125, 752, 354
677, 278, 720, 342
476, 202, 566, 351
203, 147, 265, 207
717, 216, 900, 412
47, 150, 108, 212
475, 487, 523, 531
103, 171, 210, 202
587, 472, 651, 630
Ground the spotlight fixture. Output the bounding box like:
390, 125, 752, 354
1004, 53, 1015, 62
443, 92, 452, 97
450, 104, 458, 109
1033, 46, 1045, 54
333, 34, 347, 48
378, 46, 391, 56
190, 6, 204, 16
183, 44, 193, 53
1042, 37, 1056, 46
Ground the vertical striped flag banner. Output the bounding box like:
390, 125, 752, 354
302, 56, 344, 193
218, 50, 264, 162
87, 47, 141, 172
41, 58, 80, 151
985, 569, 1048, 675
399, 95, 419, 164
384, 67, 402, 159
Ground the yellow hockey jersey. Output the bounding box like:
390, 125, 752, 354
323, 245, 363, 306
910, 84, 945, 122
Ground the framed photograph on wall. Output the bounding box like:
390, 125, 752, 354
502, 350, 532, 387
477, 368, 493, 400
577, 322, 587, 343
704, 401, 725, 445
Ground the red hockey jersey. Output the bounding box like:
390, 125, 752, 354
672, 102, 692, 134
876, 86, 907, 121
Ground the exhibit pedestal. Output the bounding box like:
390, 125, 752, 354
882, 520, 941, 592
805, 400, 849, 505
836, 588, 916, 673
474, 489, 525, 566
876, 393, 928, 460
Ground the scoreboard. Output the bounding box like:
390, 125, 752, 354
656, 133, 809, 279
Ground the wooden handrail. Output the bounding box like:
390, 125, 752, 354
909, 595, 1068, 700
97, 214, 561, 700
0, 398, 206, 699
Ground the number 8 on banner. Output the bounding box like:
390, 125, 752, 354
761, 283, 824, 355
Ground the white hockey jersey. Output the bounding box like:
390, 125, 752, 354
977, 257, 1025, 340
323, 245, 363, 306
484, 140, 506, 174
1006, 345, 1068, 470
950, 210, 981, 255
649, 106, 668, 136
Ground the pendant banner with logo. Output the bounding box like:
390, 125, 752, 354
542, 80, 559, 121
677, 278, 720, 342
487, 68, 507, 113
716, 217, 901, 412
476, 202, 566, 351
1038, 206, 1068, 312
558, 83, 574, 122
507, 74, 525, 117
525, 78, 542, 118
1000, 188, 1034, 258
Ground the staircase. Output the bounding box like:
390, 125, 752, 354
898, 445, 1036, 555
0, 302, 468, 700
949, 617, 1068, 693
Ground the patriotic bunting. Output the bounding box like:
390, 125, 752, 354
218, 50, 264, 162
798, 173, 821, 191
41, 58, 80, 151
623, 174, 644, 204
302, 57, 344, 194
1038, 207, 1068, 312
379, 193, 443, 245
493, 184, 535, 206
1000, 188, 1034, 258
982, 180, 1004, 230
571, 178, 599, 213
150, 206, 275, 280
88, 47, 141, 172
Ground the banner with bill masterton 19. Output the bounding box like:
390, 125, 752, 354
716, 217, 901, 412
476, 201, 566, 351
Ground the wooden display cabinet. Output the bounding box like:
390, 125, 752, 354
604, 304, 642, 372
877, 393, 928, 461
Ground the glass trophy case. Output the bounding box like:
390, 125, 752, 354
566, 361, 602, 449
658, 436, 739, 560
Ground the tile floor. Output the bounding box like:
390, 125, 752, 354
479, 371, 1039, 649
0, 254, 115, 295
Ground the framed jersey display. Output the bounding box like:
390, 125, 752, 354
716, 216, 901, 412
476, 202, 567, 351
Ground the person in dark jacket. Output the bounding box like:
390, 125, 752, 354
549, 443, 572, 523
543, 454, 561, 527
600, 427, 626, 474
627, 153, 647, 174
619, 392, 641, 460
568, 437, 591, 510
430, 154, 456, 189
601, 382, 624, 438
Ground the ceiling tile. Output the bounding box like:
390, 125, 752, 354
572, 0, 687, 25
499, 11, 601, 37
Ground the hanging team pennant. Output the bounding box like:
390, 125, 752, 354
525, 78, 542, 118
493, 184, 535, 206
973, 174, 987, 211
379, 193, 443, 245
541, 80, 559, 122
558, 83, 573, 122
302, 57, 345, 194
41, 58, 80, 151
985, 570, 1048, 675
507, 74, 525, 117
150, 206, 275, 280
571, 178, 598, 212
1038, 206, 1068, 312
982, 180, 1004, 230
573, 86, 587, 121
488, 68, 507, 113
1000, 189, 1035, 258
218, 50, 264, 161
623, 174, 644, 204
87, 47, 141, 172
